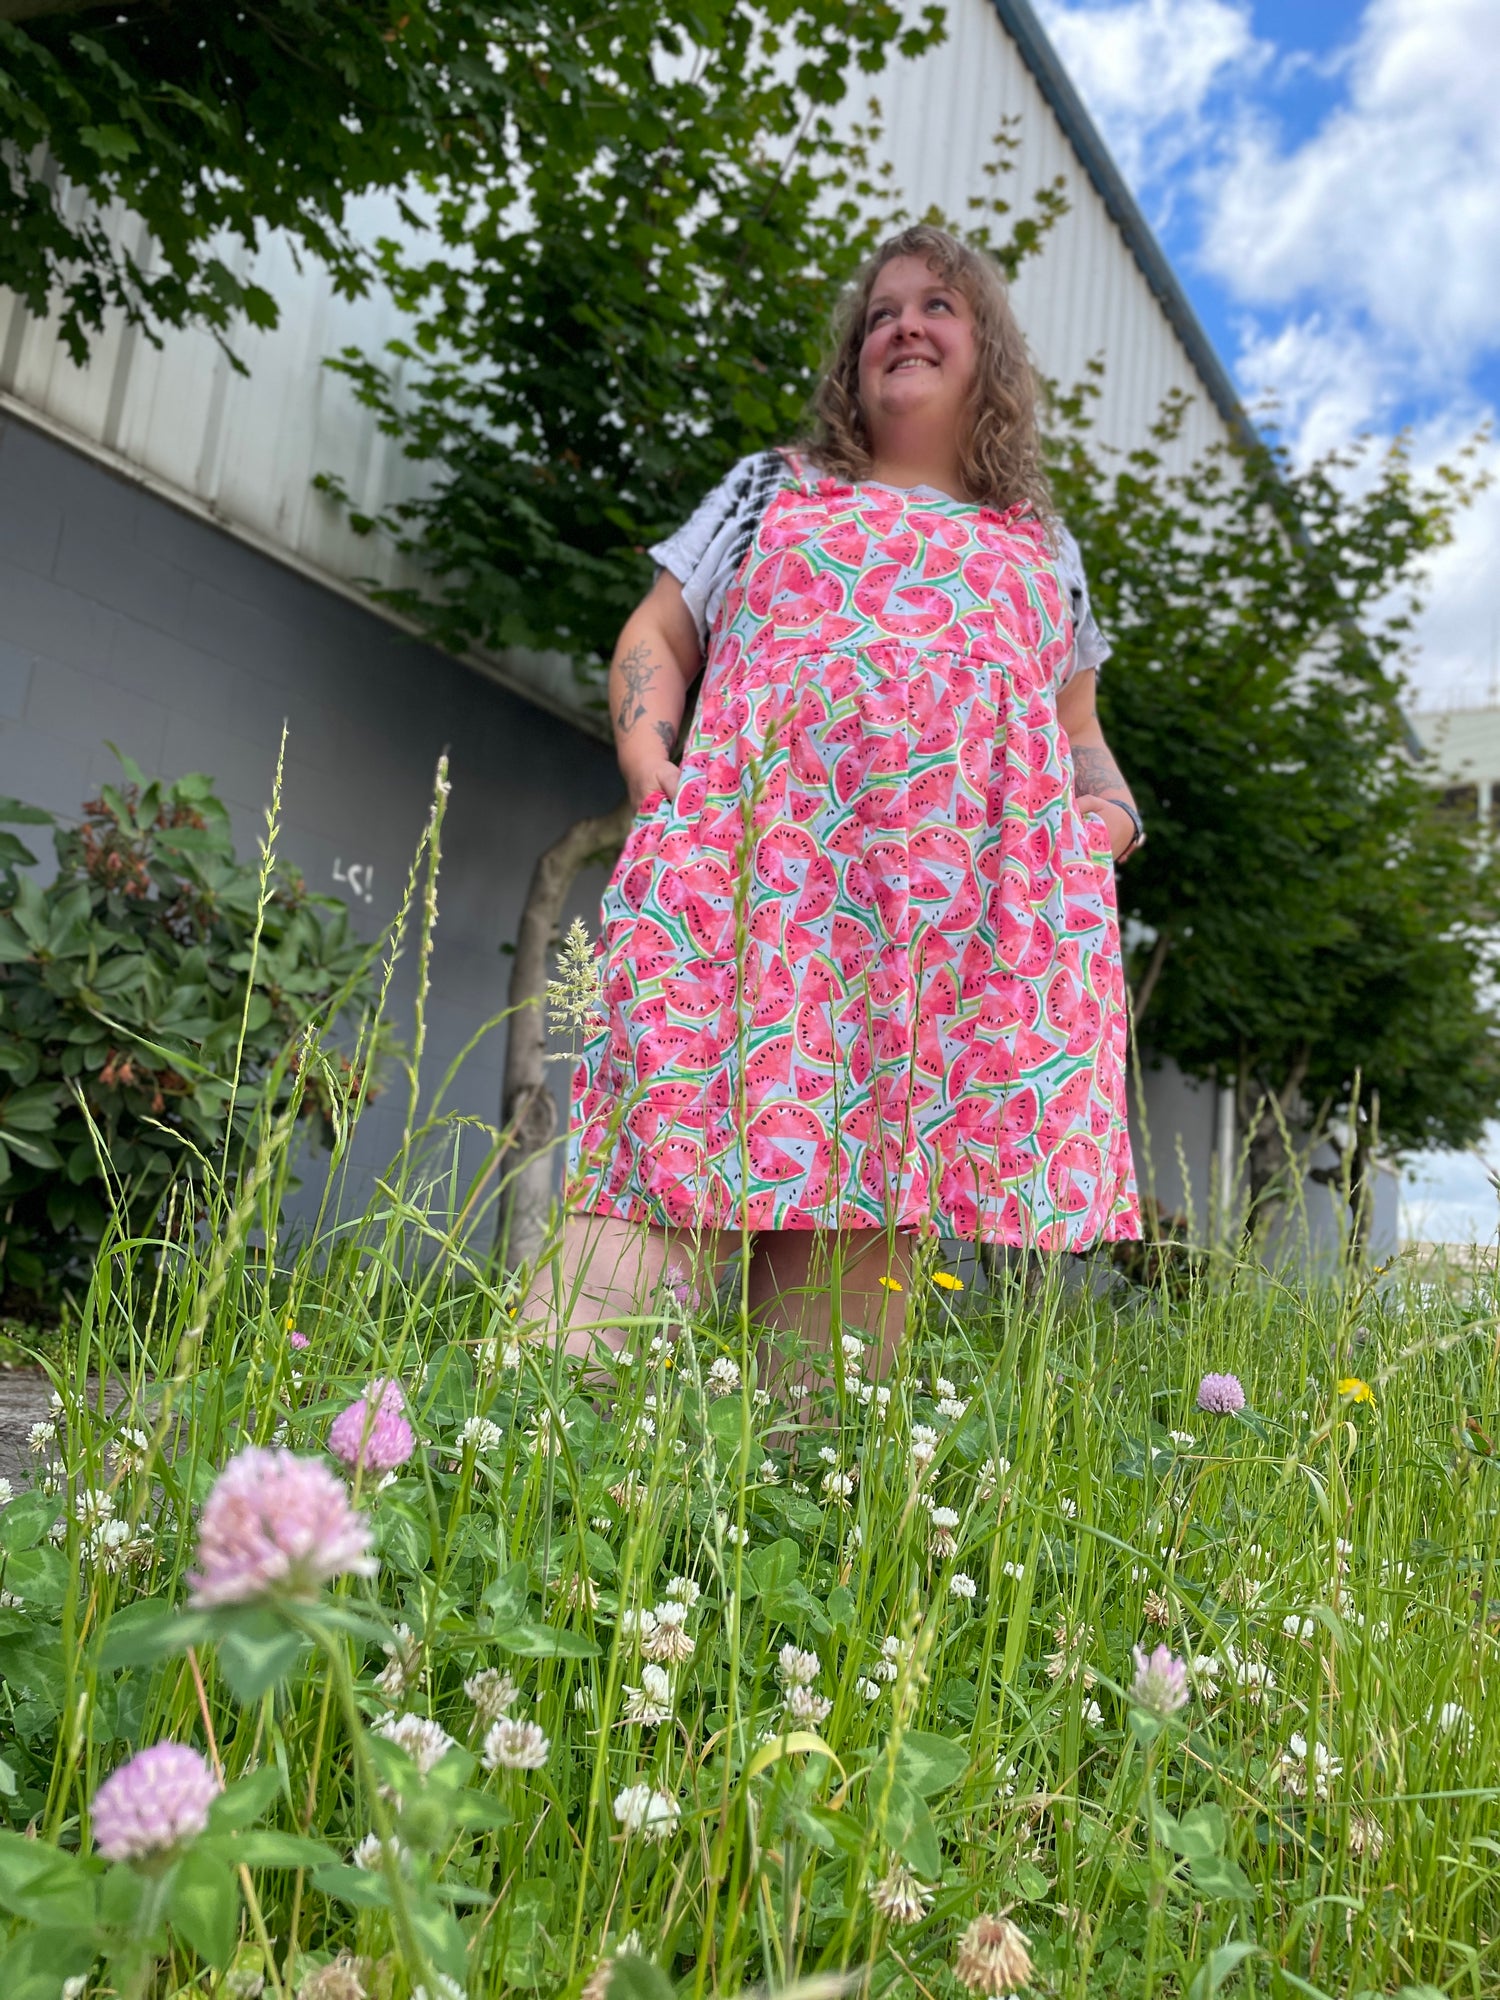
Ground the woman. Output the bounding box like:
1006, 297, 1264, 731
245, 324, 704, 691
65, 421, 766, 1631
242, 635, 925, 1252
555, 225, 1142, 1367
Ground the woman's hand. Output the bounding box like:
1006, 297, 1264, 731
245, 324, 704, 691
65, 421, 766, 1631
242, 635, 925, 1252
1077, 794, 1138, 863
624, 758, 682, 810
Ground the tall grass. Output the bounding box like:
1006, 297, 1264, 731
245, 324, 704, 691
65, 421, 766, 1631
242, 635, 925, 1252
1, 774, 1497, 2000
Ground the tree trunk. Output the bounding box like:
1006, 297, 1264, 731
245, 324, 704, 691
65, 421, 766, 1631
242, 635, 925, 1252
1238, 1043, 1311, 1220
496, 797, 633, 1270
1130, 926, 1171, 1026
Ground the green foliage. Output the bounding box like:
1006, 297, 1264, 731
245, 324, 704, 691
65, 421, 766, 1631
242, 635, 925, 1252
1050, 383, 1500, 1186
0, 757, 386, 1300
315, 8, 1071, 686
0, 0, 508, 362
4, 1168, 1500, 1995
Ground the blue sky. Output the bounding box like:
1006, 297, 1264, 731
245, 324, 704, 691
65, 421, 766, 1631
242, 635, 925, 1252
1032, 0, 1499, 1238
1034, 0, 1500, 712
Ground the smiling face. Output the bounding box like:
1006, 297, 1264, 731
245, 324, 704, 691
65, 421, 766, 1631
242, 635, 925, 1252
856, 253, 979, 452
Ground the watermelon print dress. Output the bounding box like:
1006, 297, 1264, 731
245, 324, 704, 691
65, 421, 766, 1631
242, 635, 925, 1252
568, 458, 1141, 1248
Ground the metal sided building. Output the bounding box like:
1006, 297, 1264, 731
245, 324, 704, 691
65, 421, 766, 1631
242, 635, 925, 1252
0, 0, 1381, 1247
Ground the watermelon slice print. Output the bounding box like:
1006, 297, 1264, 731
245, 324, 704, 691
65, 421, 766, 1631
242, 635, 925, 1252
569, 470, 1135, 1250
1046, 1133, 1101, 1214
747, 1101, 831, 1193
852, 564, 958, 639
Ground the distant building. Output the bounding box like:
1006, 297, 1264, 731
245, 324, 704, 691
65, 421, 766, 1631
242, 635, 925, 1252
1416, 705, 1500, 823
0, 0, 1390, 1252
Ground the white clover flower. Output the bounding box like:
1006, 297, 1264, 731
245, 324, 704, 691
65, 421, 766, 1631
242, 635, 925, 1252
856, 1677, 883, 1702
1275, 1732, 1341, 1801
1001, 1560, 1025, 1581
0, 1477, 12, 1509
609, 1472, 649, 1511
715, 1512, 750, 1547
110, 1427, 152, 1475
852, 1380, 876, 1406
949, 1571, 978, 1601
783, 1684, 833, 1727
465, 1667, 517, 1724
817, 1444, 839, 1466
822, 1468, 855, 1501
375, 1712, 454, 1784
663, 1575, 700, 1607
976, 1454, 1012, 1502
85, 1517, 138, 1572
619, 1607, 658, 1645
482, 1716, 550, 1770
910, 1423, 939, 1475
523, 1406, 573, 1458
757, 1457, 783, 1485
874, 1384, 892, 1412
644, 1601, 695, 1665
929, 1505, 960, 1557
648, 1335, 673, 1362
751, 1388, 773, 1411
375, 1624, 424, 1705
1056, 1495, 1078, 1519
613, 1783, 679, 1842
1187, 1653, 1222, 1694
622, 1664, 673, 1727
352, 1832, 408, 1871
499, 1340, 523, 1370
873, 1635, 905, 1682
1282, 1614, 1316, 1641
935, 1376, 958, 1400
1434, 1700, 1469, 1736
777, 1644, 821, 1687
841, 1333, 865, 1366
1230, 1653, 1276, 1701
1168, 1430, 1196, 1448
48, 1390, 63, 1416
0, 1589, 22, 1610
868, 1860, 933, 1926
457, 1415, 502, 1453
1081, 1699, 1104, 1728
706, 1356, 742, 1397
935, 1396, 969, 1421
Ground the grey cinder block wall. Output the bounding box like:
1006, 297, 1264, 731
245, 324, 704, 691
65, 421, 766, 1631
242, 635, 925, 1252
0, 413, 622, 1228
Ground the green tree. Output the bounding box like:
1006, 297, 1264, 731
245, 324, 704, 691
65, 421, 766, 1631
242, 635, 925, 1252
0, 0, 944, 371
1049, 384, 1499, 1234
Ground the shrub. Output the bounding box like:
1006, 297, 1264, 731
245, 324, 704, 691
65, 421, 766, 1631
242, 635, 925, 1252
0, 757, 387, 1302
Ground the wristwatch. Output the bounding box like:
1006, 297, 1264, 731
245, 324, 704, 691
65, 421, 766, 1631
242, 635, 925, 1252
1112, 799, 1145, 860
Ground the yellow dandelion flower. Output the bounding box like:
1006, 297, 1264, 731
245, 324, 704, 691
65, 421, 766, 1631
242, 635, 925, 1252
1337, 1376, 1374, 1405
878, 1275, 904, 1293
931, 1271, 965, 1292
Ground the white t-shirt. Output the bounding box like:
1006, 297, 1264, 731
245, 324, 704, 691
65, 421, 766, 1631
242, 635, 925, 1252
649, 448, 1111, 683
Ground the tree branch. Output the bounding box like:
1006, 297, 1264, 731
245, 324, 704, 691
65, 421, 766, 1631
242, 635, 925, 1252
496, 796, 633, 1267
1130, 926, 1171, 1026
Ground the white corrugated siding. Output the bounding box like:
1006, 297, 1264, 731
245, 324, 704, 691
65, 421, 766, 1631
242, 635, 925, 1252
0, 0, 1234, 726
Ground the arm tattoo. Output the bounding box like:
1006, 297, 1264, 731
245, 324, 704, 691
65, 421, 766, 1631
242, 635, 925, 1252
1073, 745, 1129, 800
614, 641, 661, 735
653, 718, 676, 757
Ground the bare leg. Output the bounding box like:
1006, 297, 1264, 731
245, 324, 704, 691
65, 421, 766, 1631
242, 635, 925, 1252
529, 1213, 739, 1362
746, 1229, 916, 1400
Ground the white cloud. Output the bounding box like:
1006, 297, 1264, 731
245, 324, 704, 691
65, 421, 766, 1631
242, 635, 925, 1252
1200, 0, 1500, 378
1033, 0, 1265, 185
1404, 428, 1500, 710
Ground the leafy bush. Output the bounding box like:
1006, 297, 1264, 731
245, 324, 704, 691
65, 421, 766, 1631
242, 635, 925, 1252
0, 758, 386, 1301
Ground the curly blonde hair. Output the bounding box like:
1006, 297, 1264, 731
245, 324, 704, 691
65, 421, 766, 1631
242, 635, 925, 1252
797, 224, 1053, 522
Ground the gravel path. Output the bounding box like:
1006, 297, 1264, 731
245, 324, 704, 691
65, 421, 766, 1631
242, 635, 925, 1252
0, 1366, 56, 1488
